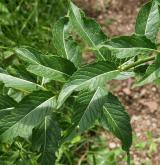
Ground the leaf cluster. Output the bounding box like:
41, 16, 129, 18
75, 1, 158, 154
1, 0, 160, 164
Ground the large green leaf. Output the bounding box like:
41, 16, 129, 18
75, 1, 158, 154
32, 115, 61, 165
69, 2, 107, 60
135, 1, 160, 42
135, 55, 160, 86
0, 69, 43, 92
52, 17, 81, 67
57, 61, 119, 108
72, 88, 108, 132
15, 47, 76, 82
100, 93, 132, 151
99, 35, 157, 59
0, 91, 56, 142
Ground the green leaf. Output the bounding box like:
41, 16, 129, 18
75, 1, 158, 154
72, 88, 108, 132
97, 46, 127, 66
135, 1, 160, 42
15, 47, 76, 82
7, 88, 25, 102
135, 55, 160, 86
134, 64, 149, 80
69, 2, 107, 60
100, 93, 132, 151
114, 72, 135, 80
9, 64, 37, 83
57, 61, 119, 108
15, 47, 43, 64
27, 62, 72, 83
0, 2, 9, 13
0, 94, 17, 113
32, 115, 61, 165
0, 69, 43, 92
100, 35, 157, 59
0, 91, 56, 142
52, 17, 81, 67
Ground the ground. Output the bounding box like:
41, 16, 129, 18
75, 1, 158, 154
75, 0, 160, 164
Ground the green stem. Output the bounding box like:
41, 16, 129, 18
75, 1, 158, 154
0, 46, 10, 49
119, 55, 155, 71
127, 151, 131, 165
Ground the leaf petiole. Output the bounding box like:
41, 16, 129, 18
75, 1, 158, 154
119, 55, 156, 71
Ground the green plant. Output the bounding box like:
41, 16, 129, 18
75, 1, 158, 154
0, 0, 68, 54
0, 0, 160, 164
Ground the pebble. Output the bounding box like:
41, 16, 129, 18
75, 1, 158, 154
109, 142, 117, 149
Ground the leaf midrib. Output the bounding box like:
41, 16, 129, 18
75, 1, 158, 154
42, 116, 47, 158
145, 1, 155, 35
137, 67, 160, 86
28, 63, 70, 78
77, 70, 119, 88
16, 49, 39, 64
62, 26, 70, 59
1, 97, 54, 136
70, 3, 105, 60
0, 73, 42, 92
103, 106, 124, 141
101, 45, 156, 50
79, 88, 101, 126
0, 107, 15, 112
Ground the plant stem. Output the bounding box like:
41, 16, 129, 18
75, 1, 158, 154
119, 55, 155, 71
127, 151, 131, 165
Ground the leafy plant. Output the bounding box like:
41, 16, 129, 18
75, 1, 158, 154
0, 0, 160, 164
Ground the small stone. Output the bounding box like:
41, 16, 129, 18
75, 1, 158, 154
122, 88, 131, 95
152, 87, 157, 92
109, 142, 117, 149
144, 101, 158, 113
98, 15, 103, 19
133, 93, 139, 99
140, 89, 146, 97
